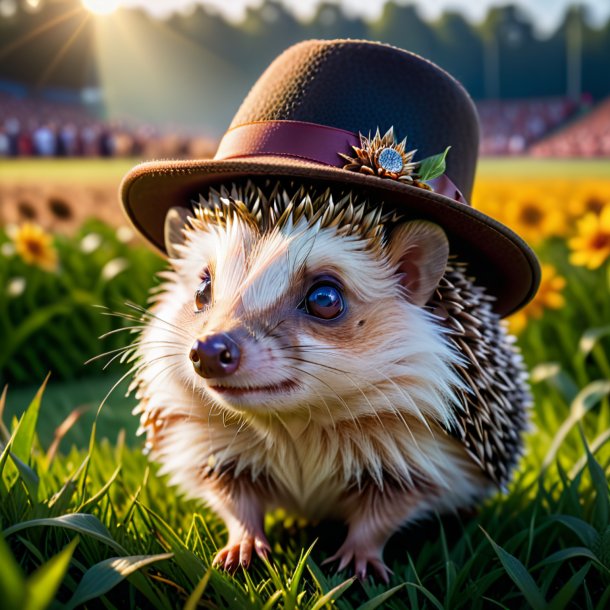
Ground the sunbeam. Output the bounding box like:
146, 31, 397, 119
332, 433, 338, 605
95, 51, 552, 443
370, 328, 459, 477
36, 12, 91, 88
82, 0, 120, 16
0, 5, 83, 61
90, 7, 247, 130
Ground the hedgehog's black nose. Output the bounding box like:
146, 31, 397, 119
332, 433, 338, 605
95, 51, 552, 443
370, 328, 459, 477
189, 334, 241, 378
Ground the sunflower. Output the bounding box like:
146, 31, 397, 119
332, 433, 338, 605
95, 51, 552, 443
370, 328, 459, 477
340, 127, 419, 182
567, 185, 610, 220
504, 194, 566, 244
568, 204, 610, 270
508, 264, 566, 334
11, 222, 58, 271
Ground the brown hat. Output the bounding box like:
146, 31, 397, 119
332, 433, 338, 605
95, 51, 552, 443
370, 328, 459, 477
120, 39, 540, 317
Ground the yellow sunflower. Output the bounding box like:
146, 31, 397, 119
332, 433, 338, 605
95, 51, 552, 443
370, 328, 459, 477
568, 204, 610, 269
508, 264, 566, 334
11, 222, 58, 271
504, 194, 566, 244
567, 186, 610, 220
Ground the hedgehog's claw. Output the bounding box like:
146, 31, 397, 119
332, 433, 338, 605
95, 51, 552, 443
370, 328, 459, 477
323, 546, 392, 583
213, 534, 270, 572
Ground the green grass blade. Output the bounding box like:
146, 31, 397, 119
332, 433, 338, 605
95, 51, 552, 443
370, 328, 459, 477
8, 451, 40, 502
481, 529, 547, 610
135, 502, 204, 586
183, 567, 212, 610
261, 590, 283, 610
405, 583, 444, 610
24, 537, 78, 610
305, 556, 331, 593
48, 455, 90, 512
0, 534, 26, 610
594, 581, 610, 610
548, 515, 600, 549
547, 564, 591, 610
0, 385, 10, 443
357, 583, 405, 610
65, 553, 173, 610
532, 547, 608, 572
78, 463, 121, 512
568, 429, 610, 479
571, 381, 610, 421
11, 375, 49, 463
579, 326, 610, 358
542, 380, 610, 470
583, 438, 609, 532
288, 542, 316, 601
2, 513, 127, 555
530, 363, 579, 403
309, 576, 355, 610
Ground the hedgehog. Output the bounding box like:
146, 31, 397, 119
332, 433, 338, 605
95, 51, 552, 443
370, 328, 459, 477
127, 179, 530, 581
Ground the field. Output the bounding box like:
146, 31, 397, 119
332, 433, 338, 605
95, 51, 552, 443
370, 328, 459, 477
1, 157, 609, 609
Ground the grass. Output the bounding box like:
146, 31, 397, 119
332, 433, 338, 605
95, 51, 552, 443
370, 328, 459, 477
1, 163, 609, 607
0, 159, 140, 184
0, 366, 608, 609
1, 157, 609, 186
0, 248, 609, 609
475, 158, 610, 179
0, 219, 163, 386
2, 377, 137, 450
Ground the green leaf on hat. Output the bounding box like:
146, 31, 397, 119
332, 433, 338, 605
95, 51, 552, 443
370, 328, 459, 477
417, 146, 451, 181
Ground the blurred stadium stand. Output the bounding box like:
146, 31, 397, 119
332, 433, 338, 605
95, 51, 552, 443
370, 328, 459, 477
2, 86, 607, 158
477, 98, 578, 156
0, 86, 216, 159
1, 1, 609, 159
530, 98, 610, 158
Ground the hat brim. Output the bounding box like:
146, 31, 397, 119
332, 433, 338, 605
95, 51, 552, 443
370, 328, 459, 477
120, 156, 540, 318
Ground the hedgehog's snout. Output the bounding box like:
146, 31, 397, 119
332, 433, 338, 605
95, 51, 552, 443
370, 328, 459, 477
189, 333, 241, 378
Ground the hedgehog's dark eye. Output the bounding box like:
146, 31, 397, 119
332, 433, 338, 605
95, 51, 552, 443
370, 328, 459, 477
194, 276, 212, 312
303, 281, 345, 320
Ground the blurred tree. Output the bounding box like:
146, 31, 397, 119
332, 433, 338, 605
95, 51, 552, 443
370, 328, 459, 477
434, 11, 484, 98
572, 6, 610, 100
2, 0, 610, 117
0, 0, 94, 89
369, 3, 438, 60
240, 1, 305, 80
307, 3, 367, 41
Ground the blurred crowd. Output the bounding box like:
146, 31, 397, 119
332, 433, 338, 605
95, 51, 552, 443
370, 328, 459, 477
478, 97, 578, 155
531, 97, 610, 158
0, 92, 216, 159
2, 91, 610, 159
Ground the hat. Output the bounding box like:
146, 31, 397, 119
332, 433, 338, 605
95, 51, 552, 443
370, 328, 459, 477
120, 39, 540, 317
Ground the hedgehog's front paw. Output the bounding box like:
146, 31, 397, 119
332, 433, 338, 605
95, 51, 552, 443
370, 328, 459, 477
213, 534, 270, 572
323, 543, 392, 583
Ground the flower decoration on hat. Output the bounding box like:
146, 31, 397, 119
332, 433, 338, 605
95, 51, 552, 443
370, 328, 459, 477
339, 127, 450, 191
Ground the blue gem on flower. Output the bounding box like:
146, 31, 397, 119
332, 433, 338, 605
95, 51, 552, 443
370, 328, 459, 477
339, 127, 418, 183
339, 126, 451, 190
377, 147, 404, 173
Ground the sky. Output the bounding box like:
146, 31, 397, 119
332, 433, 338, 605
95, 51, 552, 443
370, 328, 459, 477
115, 0, 610, 33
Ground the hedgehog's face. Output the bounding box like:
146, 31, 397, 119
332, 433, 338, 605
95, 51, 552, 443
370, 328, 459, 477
149, 190, 453, 424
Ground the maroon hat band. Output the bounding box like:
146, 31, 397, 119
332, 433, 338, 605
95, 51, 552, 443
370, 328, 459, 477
214, 120, 467, 205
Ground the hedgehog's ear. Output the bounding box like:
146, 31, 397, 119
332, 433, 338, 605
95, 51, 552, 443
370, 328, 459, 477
164, 206, 192, 259
387, 220, 449, 306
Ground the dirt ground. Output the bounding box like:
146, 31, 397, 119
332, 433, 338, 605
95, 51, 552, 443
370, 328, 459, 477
0, 180, 129, 234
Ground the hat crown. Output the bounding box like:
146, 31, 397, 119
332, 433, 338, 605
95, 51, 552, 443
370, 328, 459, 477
229, 39, 480, 200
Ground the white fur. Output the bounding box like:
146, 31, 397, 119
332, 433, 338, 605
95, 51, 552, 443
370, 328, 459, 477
134, 209, 488, 528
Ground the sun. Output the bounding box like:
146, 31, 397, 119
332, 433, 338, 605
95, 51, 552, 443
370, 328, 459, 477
81, 0, 120, 16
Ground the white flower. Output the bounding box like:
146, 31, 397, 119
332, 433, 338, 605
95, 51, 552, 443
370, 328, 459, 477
80, 233, 102, 254
116, 226, 135, 243
101, 257, 128, 281
7, 277, 26, 297
1, 242, 15, 257
4, 224, 18, 240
